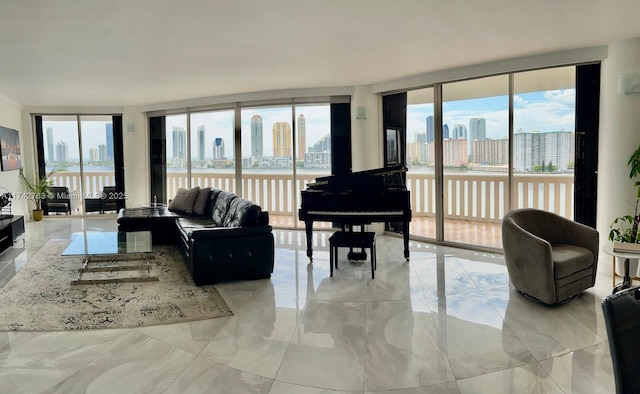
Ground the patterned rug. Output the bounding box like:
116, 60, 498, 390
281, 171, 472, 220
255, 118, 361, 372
0, 240, 232, 331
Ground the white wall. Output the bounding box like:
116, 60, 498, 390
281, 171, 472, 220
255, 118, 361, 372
0, 93, 28, 217
351, 85, 382, 172
122, 107, 149, 207
597, 37, 640, 246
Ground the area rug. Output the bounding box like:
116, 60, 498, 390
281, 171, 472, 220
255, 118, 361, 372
0, 240, 232, 331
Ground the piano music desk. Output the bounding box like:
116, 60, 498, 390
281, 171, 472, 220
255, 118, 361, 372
329, 231, 377, 279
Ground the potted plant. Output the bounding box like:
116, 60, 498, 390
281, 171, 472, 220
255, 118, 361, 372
18, 168, 57, 221
609, 144, 640, 255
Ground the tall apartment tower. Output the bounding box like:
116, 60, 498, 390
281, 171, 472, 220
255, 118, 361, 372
273, 122, 292, 157
46, 127, 55, 162
105, 123, 114, 162
452, 124, 467, 140
415, 132, 428, 162
443, 124, 450, 139
89, 147, 98, 162
297, 114, 306, 160
469, 118, 486, 156
172, 127, 186, 160
98, 144, 108, 162
251, 115, 263, 158
426, 116, 435, 143
55, 141, 68, 163
213, 138, 225, 159
197, 125, 205, 161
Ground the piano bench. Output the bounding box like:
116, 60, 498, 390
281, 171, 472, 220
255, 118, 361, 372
329, 231, 377, 279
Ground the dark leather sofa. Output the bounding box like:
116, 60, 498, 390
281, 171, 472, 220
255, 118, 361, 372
117, 187, 274, 286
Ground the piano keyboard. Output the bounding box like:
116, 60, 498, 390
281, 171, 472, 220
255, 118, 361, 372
307, 210, 403, 216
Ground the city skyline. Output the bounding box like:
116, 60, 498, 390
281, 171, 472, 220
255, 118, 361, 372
407, 90, 576, 143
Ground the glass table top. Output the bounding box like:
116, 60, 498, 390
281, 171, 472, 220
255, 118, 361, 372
62, 231, 152, 256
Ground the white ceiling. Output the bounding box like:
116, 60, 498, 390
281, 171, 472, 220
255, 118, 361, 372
1, 0, 639, 108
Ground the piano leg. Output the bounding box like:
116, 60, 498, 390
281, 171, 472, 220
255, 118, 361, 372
403, 221, 410, 260
305, 221, 314, 260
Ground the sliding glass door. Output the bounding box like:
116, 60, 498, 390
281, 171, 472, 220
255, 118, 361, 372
400, 66, 579, 250
441, 75, 509, 249
39, 115, 118, 215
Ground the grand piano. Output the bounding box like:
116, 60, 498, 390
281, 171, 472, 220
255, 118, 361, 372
298, 165, 412, 260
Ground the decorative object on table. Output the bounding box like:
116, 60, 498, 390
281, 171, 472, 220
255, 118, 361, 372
17, 168, 58, 221
609, 144, 640, 254
0, 240, 233, 331
0, 126, 21, 171
0, 187, 13, 219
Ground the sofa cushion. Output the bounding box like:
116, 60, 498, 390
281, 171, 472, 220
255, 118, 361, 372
207, 188, 223, 217
223, 198, 262, 227
211, 191, 238, 226
176, 216, 218, 241
552, 244, 594, 279
193, 187, 211, 215
168, 187, 200, 214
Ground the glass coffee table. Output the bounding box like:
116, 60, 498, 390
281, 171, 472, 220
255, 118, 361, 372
62, 231, 157, 285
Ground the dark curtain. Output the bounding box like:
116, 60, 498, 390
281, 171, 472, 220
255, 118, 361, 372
574, 63, 600, 228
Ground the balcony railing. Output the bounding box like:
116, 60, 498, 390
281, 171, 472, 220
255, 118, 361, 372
50, 170, 574, 223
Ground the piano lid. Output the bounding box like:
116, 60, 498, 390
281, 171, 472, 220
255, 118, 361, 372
307, 165, 407, 191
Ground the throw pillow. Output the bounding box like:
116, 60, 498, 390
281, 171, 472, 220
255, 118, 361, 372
168, 187, 200, 214
193, 187, 211, 215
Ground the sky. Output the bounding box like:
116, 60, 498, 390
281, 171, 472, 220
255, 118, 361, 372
407, 89, 576, 142
40, 89, 575, 161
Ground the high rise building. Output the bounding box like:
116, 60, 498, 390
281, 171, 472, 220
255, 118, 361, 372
306, 134, 331, 168
297, 114, 306, 160
452, 124, 467, 140
213, 137, 225, 159
98, 144, 108, 162
415, 132, 428, 162
105, 123, 114, 162
273, 122, 291, 157
197, 125, 205, 161
442, 139, 468, 166
443, 124, 450, 139
472, 138, 509, 165
426, 116, 435, 143
55, 141, 68, 163
513, 130, 574, 172
89, 147, 98, 162
251, 115, 263, 158
469, 118, 486, 154
46, 127, 55, 162
172, 127, 186, 160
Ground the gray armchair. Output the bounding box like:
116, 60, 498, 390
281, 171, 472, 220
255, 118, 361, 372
501, 208, 599, 304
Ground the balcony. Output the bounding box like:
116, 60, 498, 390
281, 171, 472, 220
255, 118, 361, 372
49, 170, 574, 250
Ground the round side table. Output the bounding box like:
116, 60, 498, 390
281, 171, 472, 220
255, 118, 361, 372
603, 245, 640, 294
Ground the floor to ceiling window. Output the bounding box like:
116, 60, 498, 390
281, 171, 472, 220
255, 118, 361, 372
40, 115, 116, 215
152, 99, 336, 229
189, 109, 236, 193
165, 114, 188, 199
512, 66, 576, 218
406, 87, 436, 239
442, 75, 509, 249
240, 105, 294, 226
400, 66, 578, 250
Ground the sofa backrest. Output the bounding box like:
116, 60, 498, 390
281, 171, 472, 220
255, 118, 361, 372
211, 190, 237, 226
223, 197, 263, 227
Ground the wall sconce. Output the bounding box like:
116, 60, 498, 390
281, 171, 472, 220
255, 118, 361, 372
356, 106, 368, 120
617, 73, 640, 94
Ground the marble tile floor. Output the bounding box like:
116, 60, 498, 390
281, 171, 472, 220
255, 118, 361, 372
0, 217, 618, 393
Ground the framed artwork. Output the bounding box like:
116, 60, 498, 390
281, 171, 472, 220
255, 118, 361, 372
0, 126, 21, 171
